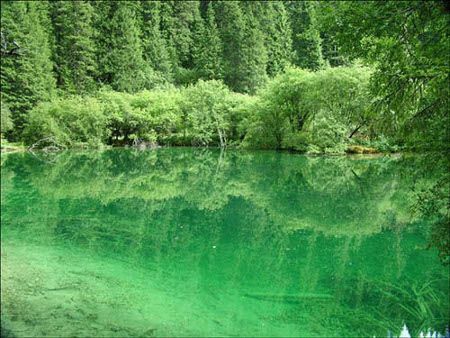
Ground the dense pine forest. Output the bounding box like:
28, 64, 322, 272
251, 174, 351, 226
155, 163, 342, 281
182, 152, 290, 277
1, 1, 447, 153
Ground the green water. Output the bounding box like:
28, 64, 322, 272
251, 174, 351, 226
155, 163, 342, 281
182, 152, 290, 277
1, 148, 448, 337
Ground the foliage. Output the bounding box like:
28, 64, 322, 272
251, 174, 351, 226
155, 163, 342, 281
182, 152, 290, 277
286, 2, 324, 71
180, 80, 235, 146
0, 1, 56, 138
320, 2, 449, 152
23, 82, 249, 148
25, 96, 108, 147
140, 1, 173, 82
192, 2, 223, 81
49, 1, 97, 94
243, 65, 372, 152
215, 2, 268, 94
1, 101, 13, 137
260, 2, 293, 77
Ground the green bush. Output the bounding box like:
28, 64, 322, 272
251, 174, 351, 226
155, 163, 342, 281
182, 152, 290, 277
95, 89, 182, 145
25, 96, 108, 147
1, 101, 13, 138
22, 66, 373, 152
243, 65, 372, 152
180, 80, 243, 146
131, 90, 182, 145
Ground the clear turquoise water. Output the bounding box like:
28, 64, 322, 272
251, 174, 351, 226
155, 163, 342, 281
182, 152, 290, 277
1, 149, 448, 337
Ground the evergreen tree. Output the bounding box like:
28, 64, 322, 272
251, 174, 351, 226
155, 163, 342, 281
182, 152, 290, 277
254, 2, 293, 77
170, 2, 202, 69
0, 1, 55, 138
287, 2, 324, 71
320, 31, 348, 67
91, 1, 113, 85
215, 2, 267, 94
239, 7, 268, 94
110, 2, 146, 92
49, 1, 97, 93
140, 1, 172, 82
159, 2, 178, 69
95, 2, 147, 93
192, 2, 223, 80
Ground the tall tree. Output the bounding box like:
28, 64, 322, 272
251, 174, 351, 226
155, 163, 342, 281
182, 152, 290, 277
91, 1, 112, 85
94, 2, 147, 93
159, 2, 178, 70
287, 1, 324, 71
159, 1, 202, 72
257, 2, 293, 77
0, 1, 56, 138
215, 2, 267, 94
140, 1, 172, 82
192, 2, 223, 80
49, 1, 97, 93
239, 6, 268, 94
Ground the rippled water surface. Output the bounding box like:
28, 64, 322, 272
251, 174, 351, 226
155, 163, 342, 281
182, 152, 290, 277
1, 149, 448, 337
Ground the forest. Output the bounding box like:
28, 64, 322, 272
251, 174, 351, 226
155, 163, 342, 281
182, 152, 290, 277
0, 1, 447, 153
0, 1, 449, 261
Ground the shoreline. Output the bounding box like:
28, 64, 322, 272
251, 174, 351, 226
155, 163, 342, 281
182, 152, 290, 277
1, 144, 401, 157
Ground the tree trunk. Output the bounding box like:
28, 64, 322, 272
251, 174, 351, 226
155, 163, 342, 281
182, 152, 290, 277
348, 120, 365, 139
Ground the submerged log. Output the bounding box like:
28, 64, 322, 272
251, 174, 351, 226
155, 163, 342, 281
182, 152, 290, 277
243, 293, 334, 304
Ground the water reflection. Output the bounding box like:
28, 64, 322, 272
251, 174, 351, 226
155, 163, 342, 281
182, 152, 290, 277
1, 149, 448, 336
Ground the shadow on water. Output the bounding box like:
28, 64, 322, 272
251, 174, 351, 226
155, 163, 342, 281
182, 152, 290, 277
1, 148, 449, 336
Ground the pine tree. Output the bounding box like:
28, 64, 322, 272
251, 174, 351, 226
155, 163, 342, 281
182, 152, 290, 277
49, 1, 97, 94
262, 2, 293, 76
320, 32, 348, 67
170, 2, 202, 69
159, 2, 178, 69
94, 2, 147, 93
192, 2, 223, 80
287, 2, 324, 71
239, 6, 268, 94
140, 1, 172, 82
91, 1, 113, 85
215, 2, 267, 94
0, 1, 56, 138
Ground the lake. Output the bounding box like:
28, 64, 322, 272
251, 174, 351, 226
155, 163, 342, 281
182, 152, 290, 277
1, 148, 448, 337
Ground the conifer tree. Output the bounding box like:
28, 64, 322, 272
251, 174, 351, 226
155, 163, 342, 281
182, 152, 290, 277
192, 2, 223, 80
263, 2, 293, 76
140, 1, 172, 82
239, 7, 268, 94
214, 2, 245, 91
0, 1, 56, 138
320, 32, 348, 67
50, 1, 97, 93
287, 2, 324, 71
215, 2, 267, 94
91, 1, 113, 85
159, 2, 178, 69
96, 2, 146, 93
170, 2, 202, 69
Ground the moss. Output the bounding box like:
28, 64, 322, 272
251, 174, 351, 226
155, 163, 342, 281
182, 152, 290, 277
346, 145, 379, 154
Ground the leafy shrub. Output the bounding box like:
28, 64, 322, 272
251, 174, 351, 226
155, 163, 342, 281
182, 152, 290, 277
180, 80, 241, 146
25, 96, 108, 147
243, 65, 372, 152
96, 89, 182, 145
1, 101, 13, 137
